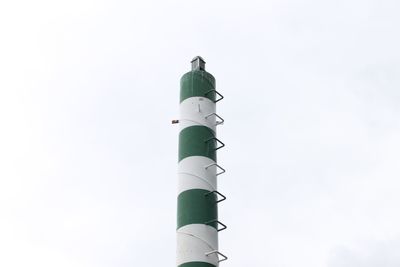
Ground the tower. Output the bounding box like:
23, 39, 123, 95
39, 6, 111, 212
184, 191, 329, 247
176, 57, 227, 267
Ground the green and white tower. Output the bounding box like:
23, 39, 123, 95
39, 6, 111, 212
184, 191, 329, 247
176, 57, 227, 267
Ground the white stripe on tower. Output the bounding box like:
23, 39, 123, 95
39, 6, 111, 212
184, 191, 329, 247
178, 156, 217, 195
177, 224, 219, 266
179, 97, 217, 132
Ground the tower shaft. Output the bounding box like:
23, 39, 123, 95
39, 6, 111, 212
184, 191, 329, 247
177, 57, 226, 267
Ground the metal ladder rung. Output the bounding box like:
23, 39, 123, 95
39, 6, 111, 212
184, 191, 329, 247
205, 163, 226, 176
204, 190, 227, 203
205, 137, 225, 150
205, 219, 227, 232
205, 112, 224, 126
205, 89, 224, 103
205, 250, 228, 262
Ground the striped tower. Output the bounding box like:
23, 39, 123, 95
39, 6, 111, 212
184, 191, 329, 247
176, 57, 227, 267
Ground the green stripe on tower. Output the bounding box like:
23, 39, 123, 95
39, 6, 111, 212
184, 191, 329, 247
178, 262, 216, 267
180, 71, 216, 103
177, 189, 218, 229
179, 126, 216, 162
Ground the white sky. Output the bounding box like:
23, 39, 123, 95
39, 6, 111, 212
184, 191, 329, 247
1, 0, 400, 266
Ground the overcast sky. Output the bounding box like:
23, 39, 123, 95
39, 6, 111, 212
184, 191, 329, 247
1, 0, 400, 266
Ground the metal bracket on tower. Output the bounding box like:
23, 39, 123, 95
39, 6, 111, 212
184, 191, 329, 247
205, 112, 224, 126
205, 250, 228, 262
205, 219, 227, 232
204, 190, 227, 203
205, 89, 224, 103
204, 162, 226, 176
205, 137, 225, 150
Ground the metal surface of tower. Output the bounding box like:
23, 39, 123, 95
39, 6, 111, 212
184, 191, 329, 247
176, 57, 227, 267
